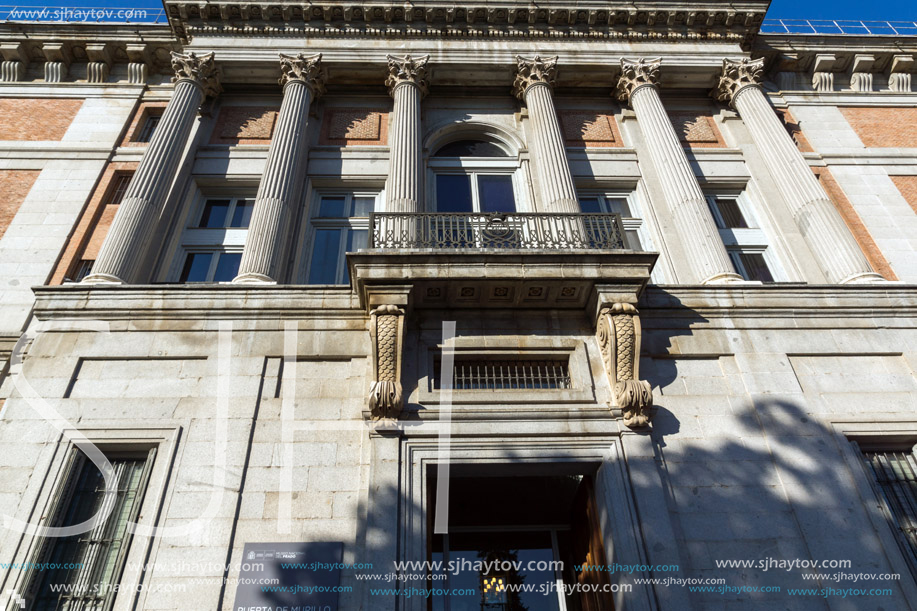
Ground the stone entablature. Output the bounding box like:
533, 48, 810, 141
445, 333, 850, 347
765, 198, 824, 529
163, 0, 767, 45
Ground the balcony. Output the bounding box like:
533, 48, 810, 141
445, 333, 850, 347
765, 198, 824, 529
348, 212, 657, 311
369, 212, 626, 250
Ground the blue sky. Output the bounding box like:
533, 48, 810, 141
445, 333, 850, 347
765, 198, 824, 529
5, 0, 917, 22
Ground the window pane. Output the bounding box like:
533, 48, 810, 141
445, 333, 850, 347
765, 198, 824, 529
625, 229, 642, 250
179, 253, 213, 282
578, 196, 603, 213
137, 114, 160, 143
319, 196, 346, 218
713, 197, 749, 228
478, 175, 516, 213
347, 229, 368, 253
199, 200, 230, 228
604, 197, 632, 217
737, 252, 774, 282
308, 229, 342, 284
436, 174, 473, 213
352, 197, 375, 218
433, 140, 508, 157
230, 200, 254, 227
213, 253, 241, 282
32, 455, 148, 611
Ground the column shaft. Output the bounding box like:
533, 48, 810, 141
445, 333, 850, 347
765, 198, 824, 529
88, 79, 203, 283
732, 86, 881, 283
524, 83, 579, 213
235, 81, 314, 282
630, 85, 740, 283
386, 82, 423, 212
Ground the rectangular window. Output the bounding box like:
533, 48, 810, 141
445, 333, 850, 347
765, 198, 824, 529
578, 191, 645, 250
306, 191, 376, 285
862, 448, 917, 578
706, 193, 780, 282
136, 114, 161, 143
30, 451, 153, 610
173, 195, 252, 283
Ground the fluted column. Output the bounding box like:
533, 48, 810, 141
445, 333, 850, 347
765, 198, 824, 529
385, 55, 429, 213
234, 54, 325, 283
513, 55, 578, 213
617, 58, 742, 284
714, 58, 884, 284
84, 52, 220, 284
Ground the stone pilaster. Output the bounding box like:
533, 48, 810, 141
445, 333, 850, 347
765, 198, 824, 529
596, 303, 653, 428
234, 53, 324, 284
385, 54, 429, 213
617, 58, 742, 284
84, 52, 221, 284
715, 57, 884, 284
513, 55, 579, 213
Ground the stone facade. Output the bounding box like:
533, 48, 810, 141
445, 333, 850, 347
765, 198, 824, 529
0, 4, 916, 611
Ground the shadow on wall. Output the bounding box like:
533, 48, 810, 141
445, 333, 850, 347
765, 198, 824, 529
632, 294, 915, 610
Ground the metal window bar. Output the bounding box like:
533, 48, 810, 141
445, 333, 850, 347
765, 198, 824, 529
370, 212, 625, 250
433, 359, 571, 390
864, 451, 917, 576
761, 19, 917, 36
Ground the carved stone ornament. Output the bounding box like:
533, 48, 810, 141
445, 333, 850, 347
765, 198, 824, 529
512, 55, 558, 99
713, 57, 764, 107
279, 52, 326, 96
369, 305, 405, 420
596, 303, 654, 428
615, 58, 661, 104
170, 51, 222, 98
386, 54, 430, 97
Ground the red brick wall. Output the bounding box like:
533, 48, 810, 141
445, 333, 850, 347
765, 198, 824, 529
210, 105, 279, 145
839, 107, 917, 148
667, 112, 726, 148
0, 98, 83, 141
815, 167, 897, 280
50, 162, 137, 285
319, 108, 389, 146
0, 170, 41, 240
891, 175, 917, 215
559, 111, 623, 148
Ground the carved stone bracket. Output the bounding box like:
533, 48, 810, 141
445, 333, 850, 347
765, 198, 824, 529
713, 57, 764, 107
615, 57, 661, 105
170, 51, 222, 98
596, 303, 653, 428
512, 54, 557, 99
369, 304, 406, 420
386, 54, 430, 97
279, 52, 326, 97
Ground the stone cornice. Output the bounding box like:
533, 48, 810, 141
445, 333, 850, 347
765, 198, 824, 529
0, 24, 179, 76
163, 1, 767, 46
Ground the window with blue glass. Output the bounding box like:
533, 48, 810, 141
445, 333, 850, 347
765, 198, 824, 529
431, 139, 518, 214
306, 192, 377, 285
174, 196, 253, 283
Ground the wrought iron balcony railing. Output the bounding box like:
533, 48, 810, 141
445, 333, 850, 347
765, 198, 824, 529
368, 212, 626, 250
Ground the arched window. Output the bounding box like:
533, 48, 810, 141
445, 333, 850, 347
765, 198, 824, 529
428, 135, 525, 214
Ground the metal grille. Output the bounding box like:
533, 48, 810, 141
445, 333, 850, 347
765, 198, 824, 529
864, 451, 917, 577
433, 359, 571, 390
370, 212, 625, 250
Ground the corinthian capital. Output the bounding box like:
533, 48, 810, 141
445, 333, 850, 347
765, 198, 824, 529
512, 55, 558, 99
170, 51, 221, 97
386, 54, 430, 97
713, 57, 764, 107
279, 53, 325, 96
615, 58, 660, 104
